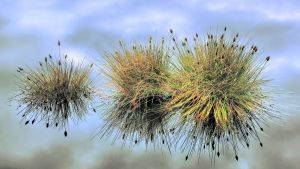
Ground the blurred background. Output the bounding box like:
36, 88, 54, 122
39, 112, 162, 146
0, 0, 299, 169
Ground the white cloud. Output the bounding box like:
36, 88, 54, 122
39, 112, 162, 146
5, 0, 126, 37
264, 9, 300, 21
264, 56, 300, 73
98, 8, 188, 34
186, 0, 300, 21
264, 57, 289, 72
62, 48, 91, 65
291, 58, 300, 70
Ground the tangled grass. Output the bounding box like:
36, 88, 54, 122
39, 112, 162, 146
99, 38, 172, 148
166, 28, 275, 161
14, 42, 95, 136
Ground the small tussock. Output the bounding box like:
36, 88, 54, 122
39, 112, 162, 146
14, 42, 95, 136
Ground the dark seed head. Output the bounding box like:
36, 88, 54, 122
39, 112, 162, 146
169, 29, 173, 34
266, 56, 270, 61
58, 40, 61, 46
253, 46, 258, 52
235, 155, 239, 161
220, 34, 224, 40
25, 120, 29, 125
46, 123, 49, 128
64, 130, 67, 137
83, 93, 88, 98
217, 152, 220, 157
31, 119, 35, 124
185, 155, 188, 161
260, 142, 263, 147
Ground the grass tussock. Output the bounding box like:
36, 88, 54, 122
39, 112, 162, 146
166, 28, 274, 161
100, 38, 172, 147
14, 42, 95, 136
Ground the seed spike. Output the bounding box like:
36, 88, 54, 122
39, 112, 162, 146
25, 120, 29, 125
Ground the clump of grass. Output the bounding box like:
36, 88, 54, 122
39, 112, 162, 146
14, 42, 95, 137
167, 28, 275, 161
99, 37, 172, 147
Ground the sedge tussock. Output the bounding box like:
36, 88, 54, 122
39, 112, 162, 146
167, 28, 276, 161
99, 38, 172, 148
13, 42, 95, 136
